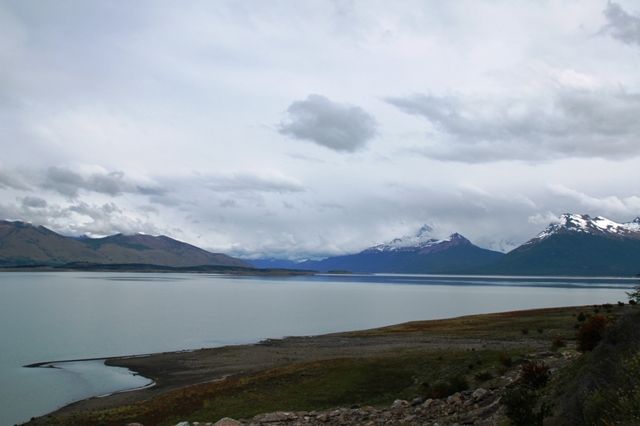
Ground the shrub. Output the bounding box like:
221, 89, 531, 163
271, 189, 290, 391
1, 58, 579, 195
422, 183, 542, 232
626, 285, 640, 304
521, 328, 529, 335
536, 328, 544, 334
474, 371, 493, 382
551, 336, 566, 350
576, 315, 612, 353
425, 374, 469, 399
502, 387, 551, 426
577, 312, 587, 322
520, 361, 549, 389
499, 354, 513, 367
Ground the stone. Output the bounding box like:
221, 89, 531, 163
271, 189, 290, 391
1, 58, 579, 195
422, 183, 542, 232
411, 397, 422, 406
175, 422, 190, 426
260, 413, 287, 423
214, 418, 241, 426
472, 388, 487, 400
421, 398, 434, 408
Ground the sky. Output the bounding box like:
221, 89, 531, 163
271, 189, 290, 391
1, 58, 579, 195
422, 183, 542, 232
1, 0, 640, 260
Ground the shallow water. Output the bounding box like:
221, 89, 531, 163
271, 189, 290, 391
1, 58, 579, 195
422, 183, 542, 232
0, 272, 635, 426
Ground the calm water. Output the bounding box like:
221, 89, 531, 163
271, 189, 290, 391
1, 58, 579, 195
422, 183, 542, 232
0, 272, 636, 426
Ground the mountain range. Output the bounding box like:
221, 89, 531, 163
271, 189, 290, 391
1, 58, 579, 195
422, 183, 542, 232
3, 214, 640, 276
475, 214, 640, 276
246, 215, 640, 276
0, 220, 253, 269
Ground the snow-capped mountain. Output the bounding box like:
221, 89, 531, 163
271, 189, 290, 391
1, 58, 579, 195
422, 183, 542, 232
286, 226, 503, 274
365, 231, 470, 254
366, 224, 437, 251
527, 214, 640, 244
477, 214, 640, 276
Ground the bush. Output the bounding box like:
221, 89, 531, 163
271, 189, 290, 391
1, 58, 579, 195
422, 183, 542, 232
576, 315, 612, 353
520, 361, 549, 389
474, 371, 493, 382
502, 387, 551, 426
425, 374, 469, 399
577, 312, 587, 322
551, 336, 566, 350
626, 285, 640, 304
499, 353, 513, 367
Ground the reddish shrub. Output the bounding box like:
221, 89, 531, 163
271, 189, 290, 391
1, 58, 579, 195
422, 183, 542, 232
551, 336, 566, 350
576, 315, 611, 353
520, 361, 549, 389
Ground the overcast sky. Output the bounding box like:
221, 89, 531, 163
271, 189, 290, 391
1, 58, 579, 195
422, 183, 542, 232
1, 0, 640, 259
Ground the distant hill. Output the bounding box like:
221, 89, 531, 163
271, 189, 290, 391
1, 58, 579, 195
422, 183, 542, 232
245, 226, 504, 274
0, 220, 254, 269
475, 214, 640, 276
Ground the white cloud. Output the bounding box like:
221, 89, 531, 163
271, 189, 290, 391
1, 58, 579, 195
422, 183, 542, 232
547, 184, 640, 219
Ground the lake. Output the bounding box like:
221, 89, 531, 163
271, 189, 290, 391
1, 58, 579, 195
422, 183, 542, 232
0, 272, 636, 426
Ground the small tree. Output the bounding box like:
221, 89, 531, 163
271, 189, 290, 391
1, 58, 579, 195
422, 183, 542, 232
626, 285, 640, 304
576, 315, 611, 353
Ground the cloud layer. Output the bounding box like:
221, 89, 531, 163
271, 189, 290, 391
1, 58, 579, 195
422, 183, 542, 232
1, 1, 639, 259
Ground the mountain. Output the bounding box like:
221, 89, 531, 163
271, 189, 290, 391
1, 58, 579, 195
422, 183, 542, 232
0, 220, 254, 268
245, 226, 504, 274
476, 214, 640, 276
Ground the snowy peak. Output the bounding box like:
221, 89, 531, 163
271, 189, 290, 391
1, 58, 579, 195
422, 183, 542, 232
365, 225, 470, 253
528, 214, 640, 244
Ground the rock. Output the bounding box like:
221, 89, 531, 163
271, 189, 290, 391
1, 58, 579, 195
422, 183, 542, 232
411, 397, 422, 406
260, 413, 287, 423
391, 399, 407, 408
472, 388, 487, 400
214, 419, 241, 426
421, 398, 434, 408
175, 422, 190, 426
127, 424, 144, 426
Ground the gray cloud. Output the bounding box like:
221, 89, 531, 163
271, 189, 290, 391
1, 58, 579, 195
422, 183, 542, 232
279, 94, 377, 152
601, 1, 640, 46
20, 196, 47, 208
0, 167, 32, 191
204, 171, 305, 194
386, 86, 640, 163
39, 166, 165, 198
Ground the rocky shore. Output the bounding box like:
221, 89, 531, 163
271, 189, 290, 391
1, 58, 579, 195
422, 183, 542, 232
164, 387, 502, 426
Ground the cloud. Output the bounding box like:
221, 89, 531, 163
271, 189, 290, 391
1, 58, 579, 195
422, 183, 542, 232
39, 166, 165, 199
547, 184, 640, 219
279, 94, 377, 152
204, 170, 305, 193
601, 1, 640, 47
67, 201, 160, 236
0, 167, 32, 191
386, 84, 640, 163
20, 196, 47, 208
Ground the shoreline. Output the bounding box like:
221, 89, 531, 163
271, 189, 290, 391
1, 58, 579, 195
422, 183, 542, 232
22, 304, 599, 425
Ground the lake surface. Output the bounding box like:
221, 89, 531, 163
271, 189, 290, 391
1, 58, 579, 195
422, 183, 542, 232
0, 272, 636, 426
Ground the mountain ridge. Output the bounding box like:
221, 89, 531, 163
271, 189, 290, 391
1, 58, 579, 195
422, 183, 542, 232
246, 227, 504, 274
474, 214, 640, 276
0, 220, 253, 269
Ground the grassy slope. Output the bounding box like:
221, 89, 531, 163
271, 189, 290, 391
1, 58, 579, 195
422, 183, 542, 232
38, 305, 622, 426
